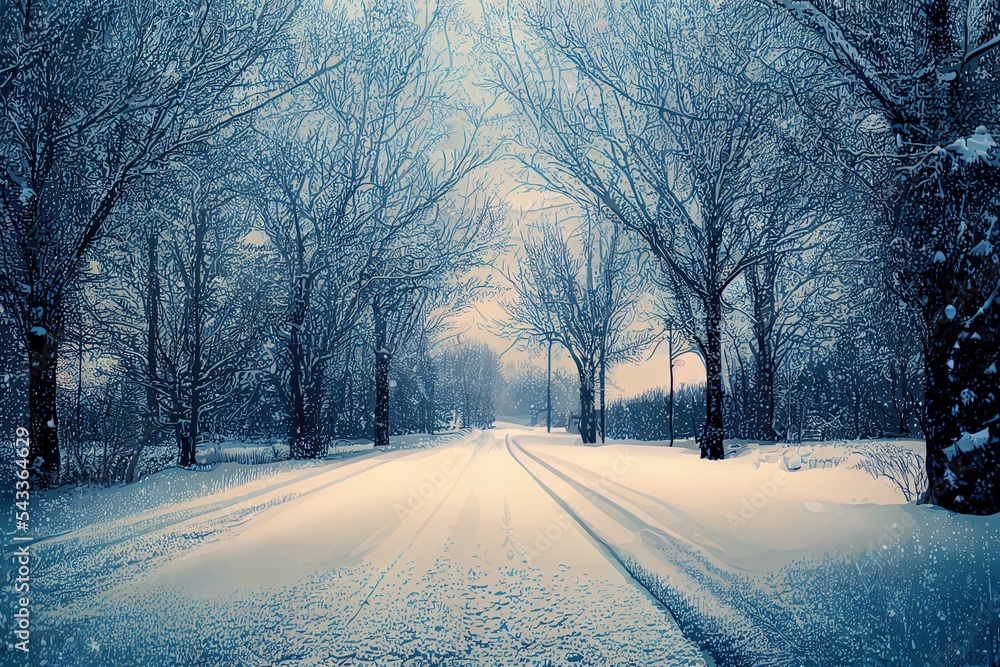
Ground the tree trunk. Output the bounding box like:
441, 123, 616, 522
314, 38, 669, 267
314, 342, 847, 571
770, 0, 1000, 514
922, 337, 960, 504
904, 140, 1000, 514
426, 373, 435, 435
301, 372, 326, 457
546, 339, 553, 433
180, 389, 200, 467
701, 294, 726, 460
746, 264, 779, 442
180, 212, 205, 468
73, 330, 83, 481
578, 375, 598, 444
175, 423, 190, 467
599, 339, 607, 443
374, 350, 390, 446
287, 238, 318, 457
752, 325, 778, 441
27, 321, 60, 488
897, 355, 914, 437
127, 230, 160, 483
373, 302, 391, 447
288, 324, 307, 458
922, 333, 1000, 515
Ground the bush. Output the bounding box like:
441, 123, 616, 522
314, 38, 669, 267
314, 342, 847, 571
606, 385, 705, 441
850, 442, 927, 501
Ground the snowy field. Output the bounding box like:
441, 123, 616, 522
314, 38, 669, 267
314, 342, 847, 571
19, 428, 1000, 667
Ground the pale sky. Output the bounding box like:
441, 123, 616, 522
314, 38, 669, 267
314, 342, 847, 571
448, 183, 707, 398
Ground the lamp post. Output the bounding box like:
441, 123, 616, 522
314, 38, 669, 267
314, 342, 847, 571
667, 326, 674, 448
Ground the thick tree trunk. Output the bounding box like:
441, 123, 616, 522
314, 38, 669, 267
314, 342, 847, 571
578, 376, 598, 444
286, 264, 325, 457
922, 340, 956, 501
905, 146, 1000, 514
770, 0, 999, 513
899, 360, 912, 436
701, 295, 726, 460
300, 374, 326, 457
175, 424, 191, 467
286, 201, 318, 458
27, 322, 60, 488
922, 333, 1000, 515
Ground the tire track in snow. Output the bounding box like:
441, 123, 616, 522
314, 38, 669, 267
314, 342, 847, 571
34, 430, 716, 666
502, 436, 718, 662
25, 453, 381, 551
519, 445, 810, 664
507, 434, 800, 667
328, 429, 710, 667
528, 448, 733, 565
32, 430, 475, 553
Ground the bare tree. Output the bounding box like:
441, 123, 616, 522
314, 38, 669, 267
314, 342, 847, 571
480, 0, 831, 458
500, 216, 647, 443
771, 0, 1000, 513
367, 198, 506, 446
644, 291, 696, 448
0, 0, 320, 486
243, 0, 503, 455
249, 115, 376, 458
151, 178, 263, 466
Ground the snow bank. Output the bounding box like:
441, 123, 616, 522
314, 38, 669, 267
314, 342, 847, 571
510, 433, 1000, 667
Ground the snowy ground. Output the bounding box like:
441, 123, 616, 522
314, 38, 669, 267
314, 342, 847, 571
16, 427, 1000, 666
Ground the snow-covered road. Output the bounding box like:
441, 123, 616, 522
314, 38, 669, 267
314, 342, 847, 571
26, 427, 1000, 667
30, 429, 713, 667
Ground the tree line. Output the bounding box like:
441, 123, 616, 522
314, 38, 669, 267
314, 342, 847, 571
0, 0, 506, 485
